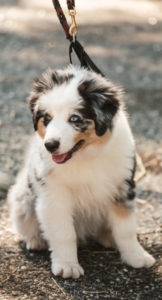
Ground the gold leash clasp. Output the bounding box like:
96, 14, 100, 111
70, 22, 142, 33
68, 8, 78, 39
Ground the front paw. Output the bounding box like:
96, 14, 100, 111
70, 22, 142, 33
52, 260, 84, 279
122, 249, 155, 268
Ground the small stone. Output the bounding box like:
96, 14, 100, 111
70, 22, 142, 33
21, 266, 27, 270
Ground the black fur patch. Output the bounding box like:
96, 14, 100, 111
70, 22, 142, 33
125, 179, 136, 200
51, 72, 74, 86
33, 109, 46, 131
125, 156, 136, 200
27, 176, 37, 202
115, 156, 136, 205
78, 79, 120, 136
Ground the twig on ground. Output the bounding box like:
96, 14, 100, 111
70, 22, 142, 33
135, 153, 146, 182
52, 278, 67, 296
136, 198, 146, 204
136, 193, 155, 206
152, 216, 162, 228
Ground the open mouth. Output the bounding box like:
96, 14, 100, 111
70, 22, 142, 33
52, 140, 84, 164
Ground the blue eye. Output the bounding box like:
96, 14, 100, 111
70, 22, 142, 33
69, 115, 82, 123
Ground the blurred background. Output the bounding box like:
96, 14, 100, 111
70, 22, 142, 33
0, 1, 162, 299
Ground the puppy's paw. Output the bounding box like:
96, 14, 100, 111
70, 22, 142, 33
52, 260, 84, 279
122, 249, 155, 268
26, 236, 48, 251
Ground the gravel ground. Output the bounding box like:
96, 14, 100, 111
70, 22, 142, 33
0, 0, 162, 299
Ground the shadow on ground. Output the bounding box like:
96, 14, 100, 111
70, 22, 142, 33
0, 230, 161, 299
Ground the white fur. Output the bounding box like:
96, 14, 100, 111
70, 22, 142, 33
8, 66, 155, 279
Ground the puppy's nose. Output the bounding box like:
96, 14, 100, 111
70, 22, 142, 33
44, 140, 60, 153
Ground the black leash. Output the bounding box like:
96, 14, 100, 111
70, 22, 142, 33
69, 40, 104, 75
52, 0, 104, 76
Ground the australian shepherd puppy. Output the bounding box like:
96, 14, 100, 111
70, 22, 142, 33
8, 66, 155, 279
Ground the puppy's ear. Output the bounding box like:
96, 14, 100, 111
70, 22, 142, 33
78, 76, 121, 136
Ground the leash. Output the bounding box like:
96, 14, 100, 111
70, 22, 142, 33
52, 0, 104, 76
51, 1, 146, 182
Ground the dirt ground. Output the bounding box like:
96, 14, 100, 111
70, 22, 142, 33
0, 0, 162, 299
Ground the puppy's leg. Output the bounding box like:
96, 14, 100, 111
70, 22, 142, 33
14, 211, 47, 251
108, 203, 155, 268
36, 187, 84, 279
8, 175, 47, 251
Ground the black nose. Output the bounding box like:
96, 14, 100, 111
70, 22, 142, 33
44, 140, 60, 153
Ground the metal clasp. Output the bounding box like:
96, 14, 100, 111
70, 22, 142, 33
68, 8, 78, 39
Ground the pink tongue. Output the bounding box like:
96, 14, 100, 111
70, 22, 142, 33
52, 153, 69, 163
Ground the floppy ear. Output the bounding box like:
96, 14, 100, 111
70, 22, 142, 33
78, 77, 120, 136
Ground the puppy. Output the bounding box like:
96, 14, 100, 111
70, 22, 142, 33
8, 66, 155, 279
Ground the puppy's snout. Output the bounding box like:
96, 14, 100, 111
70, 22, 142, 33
44, 140, 60, 153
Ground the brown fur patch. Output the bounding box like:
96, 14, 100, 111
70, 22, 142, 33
37, 118, 45, 138
74, 124, 111, 149
37, 112, 53, 138
112, 203, 131, 219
